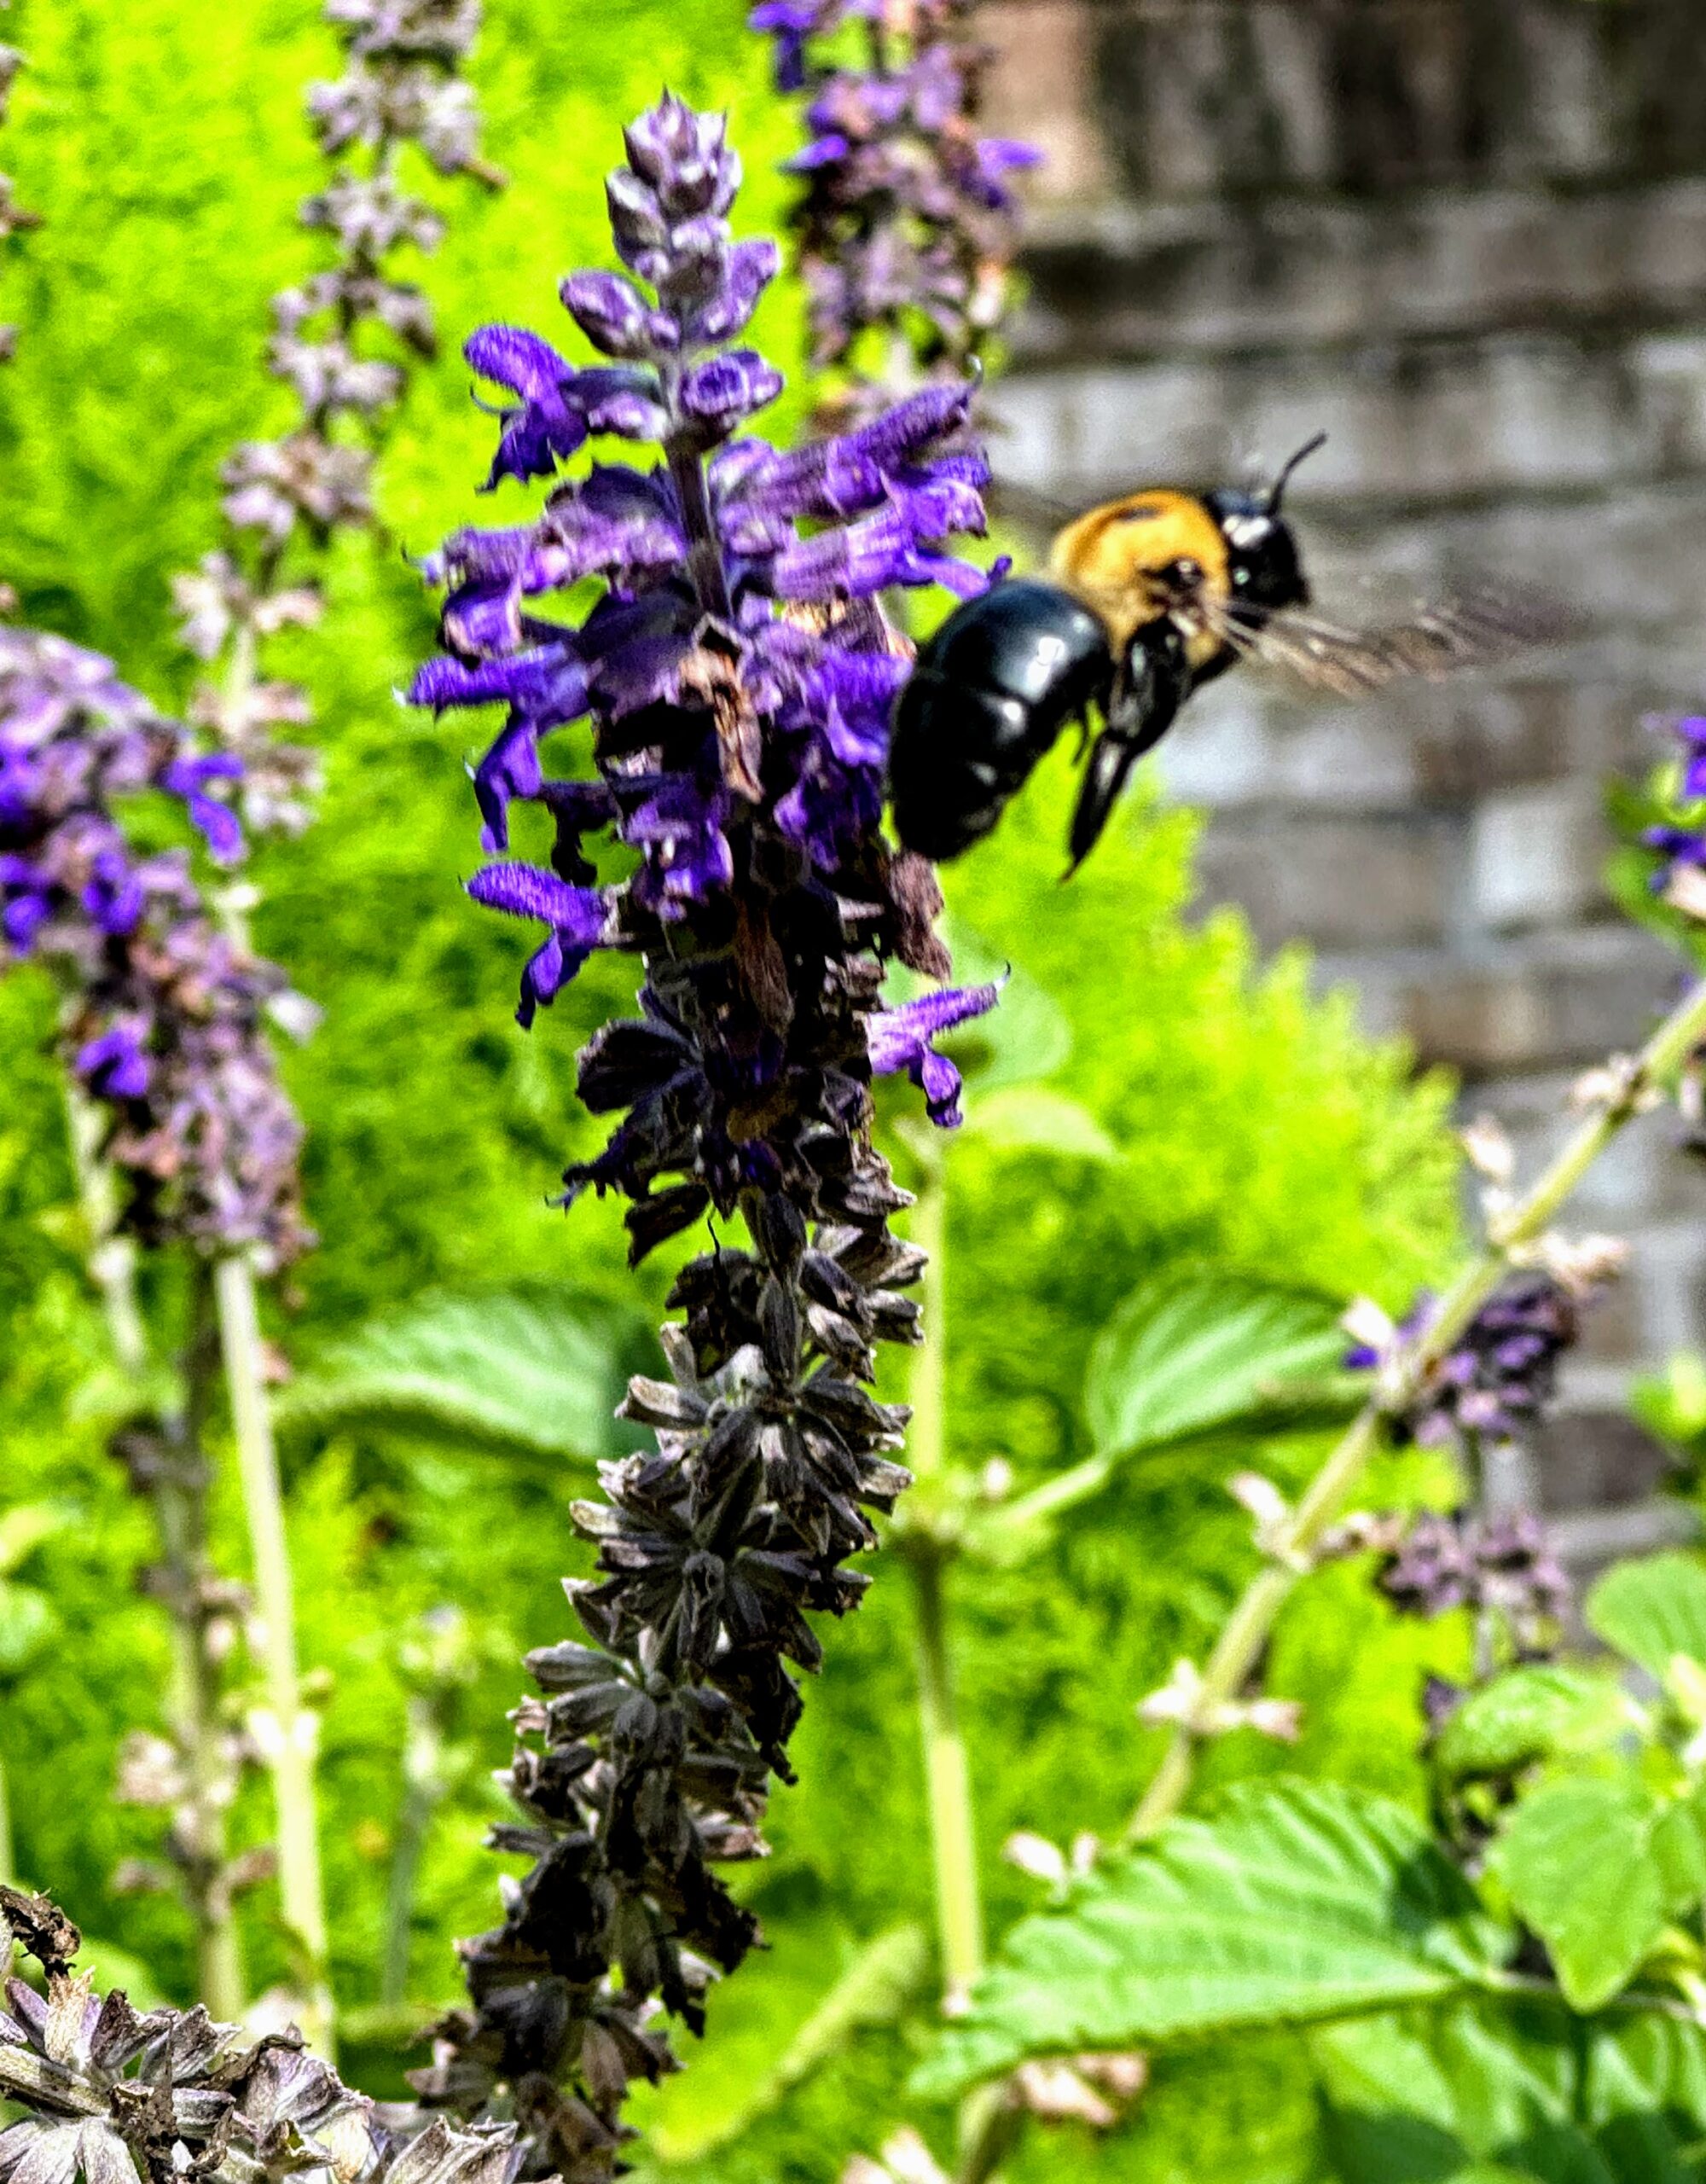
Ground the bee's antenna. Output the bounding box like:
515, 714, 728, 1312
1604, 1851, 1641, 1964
1267, 432, 1328, 514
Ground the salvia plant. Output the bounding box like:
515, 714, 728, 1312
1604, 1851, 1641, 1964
15, 9, 1706, 2184
405, 90, 995, 2176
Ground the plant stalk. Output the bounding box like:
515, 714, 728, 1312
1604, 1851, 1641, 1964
63, 1080, 148, 1375
900, 1168, 985, 2011
1123, 976, 1706, 1846
213, 1252, 332, 2049
162, 1267, 246, 2019
380, 1695, 444, 2008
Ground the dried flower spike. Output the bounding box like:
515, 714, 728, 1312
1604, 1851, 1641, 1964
409, 92, 994, 2177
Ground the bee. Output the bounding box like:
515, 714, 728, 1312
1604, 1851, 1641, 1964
887, 434, 1564, 872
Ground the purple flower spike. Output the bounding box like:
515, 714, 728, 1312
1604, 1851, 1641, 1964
409, 95, 992, 2180
753, 0, 1039, 397
1350, 1272, 1597, 1451
0, 626, 311, 1269
1382, 1508, 1571, 1647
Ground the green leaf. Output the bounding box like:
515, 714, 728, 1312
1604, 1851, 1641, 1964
1630, 1351, 1706, 1455
1316, 2000, 1706, 2184
277, 1289, 634, 1461
0, 1504, 67, 1580
0, 1584, 53, 1679
1432, 1667, 1635, 1786
1587, 1554, 1706, 1684
913, 1780, 1510, 2097
1490, 1779, 1668, 2011
1651, 1786, 1706, 1913
961, 1085, 1118, 1160
1084, 1271, 1353, 1458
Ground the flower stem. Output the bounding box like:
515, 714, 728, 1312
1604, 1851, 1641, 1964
900, 1167, 984, 2010
63, 1080, 148, 1375
1123, 975, 1706, 1846
159, 1266, 246, 2020
213, 1252, 331, 2049
380, 1694, 445, 2008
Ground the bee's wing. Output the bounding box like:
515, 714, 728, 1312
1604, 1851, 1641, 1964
1210, 585, 1578, 700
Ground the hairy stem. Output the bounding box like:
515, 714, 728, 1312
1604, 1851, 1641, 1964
63, 1080, 148, 1374
213, 1252, 331, 2049
380, 1693, 445, 2009
1123, 975, 1706, 1846
901, 1170, 984, 2008
160, 1267, 246, 2018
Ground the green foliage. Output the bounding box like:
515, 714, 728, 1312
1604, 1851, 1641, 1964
276, 1288, 642, 1462
1586, 1552, 1706, 1687
0, 3, 1473, 2176
916, 1780, 1512, 2097
914, 1550, 1706, 2181
1490, 1780, 1671, 2012
1085, 1273, 1352, 1458
1316, 2001, 1706, 2184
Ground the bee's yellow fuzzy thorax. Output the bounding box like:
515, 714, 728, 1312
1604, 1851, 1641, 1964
1048, 491, 1230, 665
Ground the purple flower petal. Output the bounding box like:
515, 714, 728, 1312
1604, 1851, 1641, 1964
867, 981, 1001, 1128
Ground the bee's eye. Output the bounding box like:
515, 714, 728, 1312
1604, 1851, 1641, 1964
1233, 566, 1250, 587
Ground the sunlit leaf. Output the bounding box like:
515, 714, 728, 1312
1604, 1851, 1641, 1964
1085, 1271, 1353, 1458
0, 1585, 53, 1679
277, 1288, 635, 1461
1316, 1999, 1706, 2184
913, 1780, 1511, 2097
1489, 1780, 1667, 2012
1432, 1667, 1634, 1786
1586, 1553, 1706, 1684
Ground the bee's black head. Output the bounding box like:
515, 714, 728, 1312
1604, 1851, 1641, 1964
1205, 432, 1325, 615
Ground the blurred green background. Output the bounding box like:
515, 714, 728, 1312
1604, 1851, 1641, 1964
0, 3, 1472, 2176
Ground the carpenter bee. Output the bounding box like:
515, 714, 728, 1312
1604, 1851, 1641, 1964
887, 434, 1562, 872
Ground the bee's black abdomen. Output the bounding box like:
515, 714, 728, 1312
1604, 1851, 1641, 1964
889, 579, 1112, 862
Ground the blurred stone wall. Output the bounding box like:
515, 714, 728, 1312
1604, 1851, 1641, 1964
979, 0, 1706, 1560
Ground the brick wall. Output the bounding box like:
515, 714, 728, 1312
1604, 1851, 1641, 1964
978, 0, 1706, 1560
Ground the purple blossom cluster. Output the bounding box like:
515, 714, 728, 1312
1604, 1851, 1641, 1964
0, 627, 310, 1267
1381, 1509, 1570, 1631
751, 0, 1036, 389
1348, 1273, 1584, 1450
177, 0, 502, 837
408, 94, 994, 2177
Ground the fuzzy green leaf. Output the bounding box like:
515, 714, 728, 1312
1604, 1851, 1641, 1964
1586, 1553, 1706, 1684
1490, 1779, 1668, 2011
1432, 1667, 1634, 1786
1084, 1271, 1354, 1457
1316, 2000, 1706, 2184
277, 1289, 632, 1461
914, 1780, 1510, 2096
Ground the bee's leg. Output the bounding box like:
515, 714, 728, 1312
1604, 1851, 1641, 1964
1065, 729, 1143, 876
1063, 637, 1185, 877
